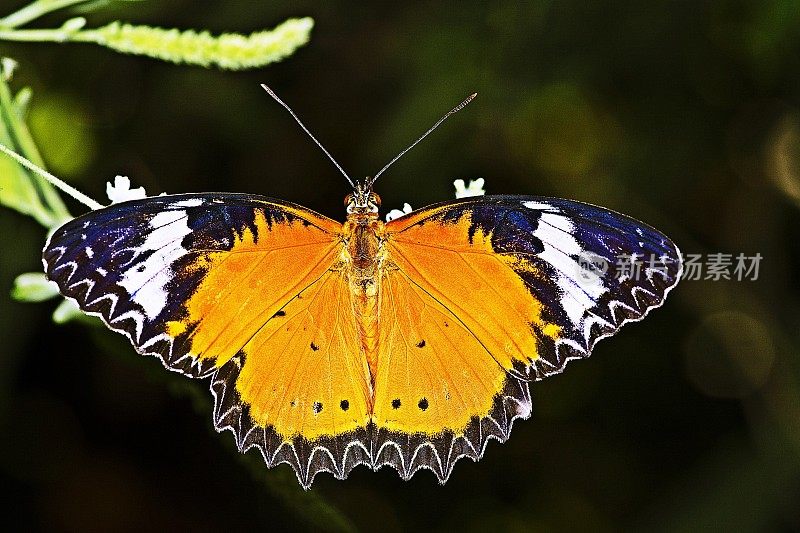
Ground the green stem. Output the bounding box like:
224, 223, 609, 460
0, 143, 102, 210
0, 0, 92, 29
0, 27, 78, 42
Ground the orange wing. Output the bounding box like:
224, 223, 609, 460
43, 194, 373, 485
211, 268, 375, 485
372, 195, 682, 482
369, 267, 531, 481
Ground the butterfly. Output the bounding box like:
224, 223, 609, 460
42, 88, 682, 488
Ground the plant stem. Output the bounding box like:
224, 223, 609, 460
0, 27, 78, 42
0, 0, 92, 29
0, 143, 102, 210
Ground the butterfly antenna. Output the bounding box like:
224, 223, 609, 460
260, 84, 355, 189
369, 92, 477, 187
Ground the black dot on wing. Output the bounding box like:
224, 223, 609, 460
418, 398, 429, 411
290, 400, 297, 407
310, 342, 319, 351
391, 399, 401, 409
273, 310, 286, 317
416, 339, 426, 348
340, 399, 349, 411
313, 401, 323, 414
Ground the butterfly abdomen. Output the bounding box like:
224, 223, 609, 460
352, 277, 379, 390
342, 215, 386, 392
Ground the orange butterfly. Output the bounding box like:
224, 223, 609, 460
43, 88, 682, 488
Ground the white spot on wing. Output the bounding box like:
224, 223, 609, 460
172, 198, 204, 208
534, 212, 606, 326
523, 200, 558, 211
118, 210, 192, 319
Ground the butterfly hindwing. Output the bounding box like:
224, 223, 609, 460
369, 268, 531, 481
210, 268, 374, 487
374, 195, 682, 479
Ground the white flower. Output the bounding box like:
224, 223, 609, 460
385, 202, 413, 222
454, 178, 485, 198
106, 175, 147, 203
384, 179, 486, 222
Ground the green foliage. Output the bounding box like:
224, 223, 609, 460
80, 18, 314, 70
0, 1, 313, 70
0, 0, 315, 308
27, 91, 96, 177
0, 61, 71, 228
11, 272, 89, 323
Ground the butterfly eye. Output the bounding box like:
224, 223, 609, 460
369, 193, 381, 207
344, 194, 353, 207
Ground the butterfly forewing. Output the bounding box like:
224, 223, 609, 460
385, 196, 682, 380
42, 193, 343, 376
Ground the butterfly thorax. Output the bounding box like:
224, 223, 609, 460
342, 212, 388, 389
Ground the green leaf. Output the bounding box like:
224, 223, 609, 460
0, 65, 72, 227
0, 125, 54, 226
11, 272, 59, 302
52, 298, 83, 323
13, 86, 32, 120
28, 92, 96, 177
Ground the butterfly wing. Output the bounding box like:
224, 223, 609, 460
43, 192, 682, 488
44, 193, 342, 375
43, 194, 374, 485
375, 195, 682, 481
210, 268, 374, 486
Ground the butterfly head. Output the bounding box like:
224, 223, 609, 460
345, 180, 381, 216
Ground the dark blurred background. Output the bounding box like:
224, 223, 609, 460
1, 1, 799, 531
